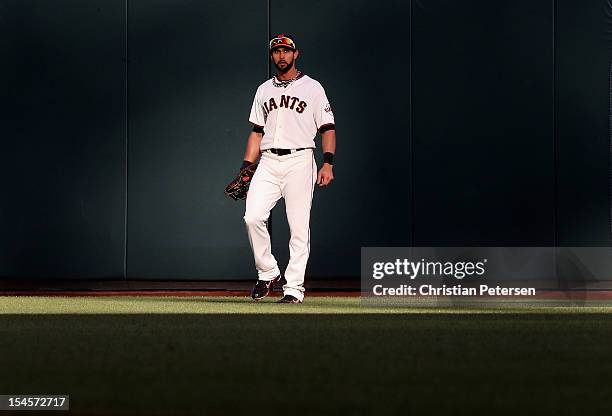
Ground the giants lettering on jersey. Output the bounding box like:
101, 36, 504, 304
249, 74, 334, 150
263, 95, 307, 118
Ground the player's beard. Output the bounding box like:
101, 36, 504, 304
274, 58, 295, 74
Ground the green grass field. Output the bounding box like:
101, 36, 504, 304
1, 296, 612, 415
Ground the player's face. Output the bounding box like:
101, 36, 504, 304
271, 47, 299, 73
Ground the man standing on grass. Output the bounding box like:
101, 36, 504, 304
239, 33, 336, 304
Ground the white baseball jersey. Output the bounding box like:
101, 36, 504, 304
249, 74, 335, 150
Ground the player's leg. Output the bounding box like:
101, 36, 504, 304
244, 155, 282, 281
280, 150, 317, 302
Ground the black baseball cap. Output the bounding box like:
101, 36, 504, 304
269, 33, 297, 51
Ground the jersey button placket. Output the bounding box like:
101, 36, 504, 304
275, 108, 284, 148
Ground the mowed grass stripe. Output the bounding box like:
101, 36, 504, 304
1, 296, 611, 314
1, 313, 612, 415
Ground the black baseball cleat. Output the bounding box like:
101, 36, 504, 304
251, 276, 280, 300
273, 275, 288, 292
277, 295, 303, 304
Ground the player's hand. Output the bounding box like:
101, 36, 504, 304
317, 164, 334, 187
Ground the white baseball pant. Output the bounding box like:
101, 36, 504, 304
244, 148, 317, 301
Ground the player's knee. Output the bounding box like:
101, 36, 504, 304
243, 214, 265, 228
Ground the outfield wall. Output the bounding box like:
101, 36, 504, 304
1, 0, 610, 281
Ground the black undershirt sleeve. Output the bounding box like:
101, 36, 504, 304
318, 123, 335, 134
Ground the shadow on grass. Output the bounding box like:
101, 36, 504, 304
1, 314, 612, 415
135, 296, 260, 304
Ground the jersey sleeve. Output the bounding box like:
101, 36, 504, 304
314, 87, 335, 133
248, 87, 265, 127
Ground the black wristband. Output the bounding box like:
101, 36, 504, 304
241, 160, 253, 169
323, 152, 334, 165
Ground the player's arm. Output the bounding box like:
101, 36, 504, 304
321, 129, 336, 155
242, 129, 263, 165
245, 86, 265, 166
317, 129, 336, 187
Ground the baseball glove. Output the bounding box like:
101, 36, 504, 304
224, 163, 258, 201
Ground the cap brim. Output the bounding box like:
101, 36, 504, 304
270, 45, 296, 51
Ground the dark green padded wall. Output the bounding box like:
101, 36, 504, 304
412, 0, 554, 246
126, 0, 267, 279
2, 1, 611, 281
555, 0, 610, 245
1, 0, 126, 278
270, 0, 413, 278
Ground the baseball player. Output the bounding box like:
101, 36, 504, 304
241, 33, 336, 303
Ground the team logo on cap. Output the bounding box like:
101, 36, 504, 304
269, 34, 296, 51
